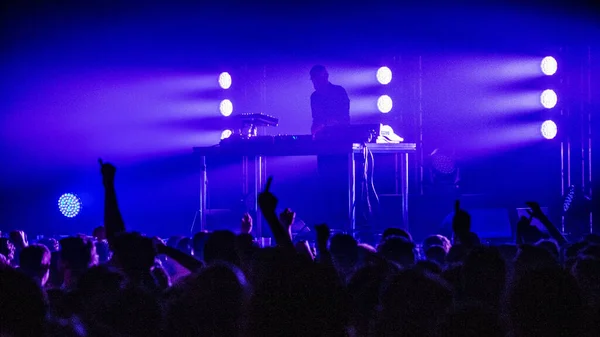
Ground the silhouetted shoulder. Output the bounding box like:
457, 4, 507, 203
332, 84, 347, 93
331, 84, 349, 99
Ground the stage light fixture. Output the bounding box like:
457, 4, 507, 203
376, 66, 392, 85
218, 72, 232, 89
541, 56, 557, 76
219, 99, 233, 116
431, 149, 456, 175
58, 193, 82, 218
220, 129, 233, 140
540, 89, 557, 109
377, 95, 393, 113
426, 148, 460, 194
541, 120, 557, 140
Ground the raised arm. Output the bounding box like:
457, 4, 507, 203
526, 201, 568, 246
257, 177, 294, 250
99, 159, 125, 243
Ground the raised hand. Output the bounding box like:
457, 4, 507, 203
258, 176, 278, 214
98, 158, 116, 186
525, 201, 545, 219
452, 200, 471, 235
315, 223, 330, 247
279, 208, 296, 228
241, 213, 253, 234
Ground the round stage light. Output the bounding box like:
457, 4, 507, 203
541, 56, 557, 76
219, 99, 233, 116
541, 120, 558, 140
218, 72, 232, 89
58, 193, 82, 218
220, 129, 233, 140
377, 95, 393, 113
376, 66, 392, 85
430, 149, 456, 175
540, 89, 557, 109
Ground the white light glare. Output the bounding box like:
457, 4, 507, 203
218, 72, 232, 89
540, 89, 557, 109
219, 99, 233, 116
541, 120, 558, 140
377, 95, 393, 113
376, 66, 392, 85
541, 56, 557, 76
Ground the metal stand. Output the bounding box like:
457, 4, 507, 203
195, 143, 414, 236
253, 156, 265, 238
199, 155, 207, 231
348, 152, 356, 234
400, 152, 409, 231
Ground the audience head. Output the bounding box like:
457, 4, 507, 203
329, 233, 359, 269
92, 226, 106, 241
378, 269, 452, 336
377, 236, 416, 266
192, 231, 210, 260
514, 244, 559, 276
425, 245, 447, 265
111, 232, 156, 275
176, 237, 193, 255
509, 268, 586, 337
0, 267, 46, 337
415, 259, 442, 275
382, 227, 413, 242
19, 243, 51, 286
59, 237, 97, 273
204, 230, 238, 265
535, 239, 560, 259
166, 263, 248, 337
461, 246, 506, 308
580, 244, 600, 260
423, 234, 452, 253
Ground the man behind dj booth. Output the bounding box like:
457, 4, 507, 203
309, 65, 353, 230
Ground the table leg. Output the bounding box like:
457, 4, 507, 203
254, 156, 264, 238
400, 153, 409, 231
348, 151, 356, 235
200, 155, 207, 231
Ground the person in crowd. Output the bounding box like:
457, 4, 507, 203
2, 160, 597, 337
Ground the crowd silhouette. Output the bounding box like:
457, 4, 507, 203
1, 159, 599, 337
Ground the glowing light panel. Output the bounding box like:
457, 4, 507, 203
58, 193, 82, 218
377, 95, 393, 113
219, 99, 233, 116
376, 66, 392, 85
541, 120, 557, 139
540, 89, 557, 109
218, 72, 232, 89
541, 56, 557, 76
